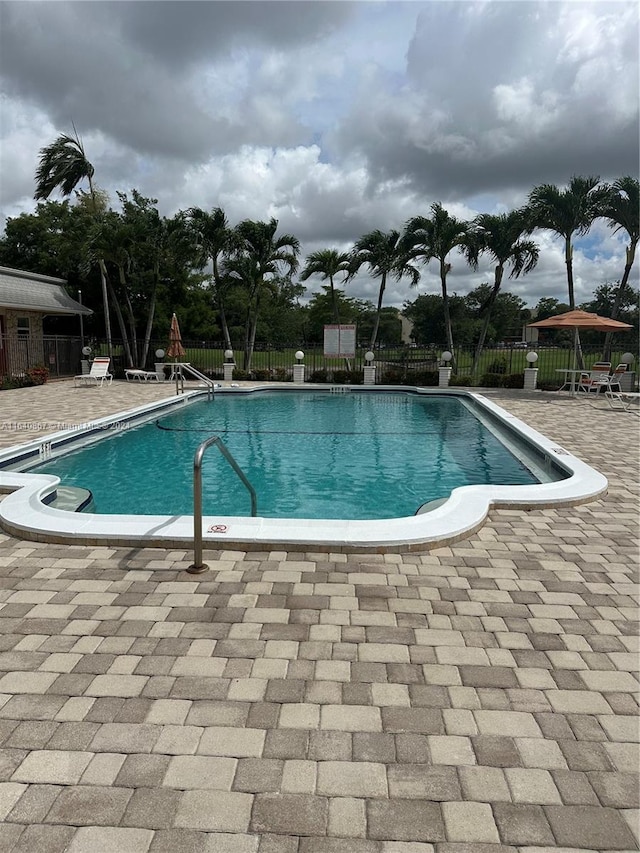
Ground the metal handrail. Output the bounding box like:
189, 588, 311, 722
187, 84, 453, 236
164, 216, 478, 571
187, 435, 257, 573
172, 362, 215, 400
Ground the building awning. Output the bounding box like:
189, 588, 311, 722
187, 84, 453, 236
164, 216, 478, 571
0, 266, 92, 316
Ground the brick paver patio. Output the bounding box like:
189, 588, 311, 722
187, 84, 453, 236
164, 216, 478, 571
0, 380, 637, 852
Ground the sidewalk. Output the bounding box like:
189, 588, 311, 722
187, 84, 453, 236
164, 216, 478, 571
0, 381, 637, 852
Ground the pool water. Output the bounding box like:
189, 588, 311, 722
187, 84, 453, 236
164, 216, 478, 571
30, 391, 542, 520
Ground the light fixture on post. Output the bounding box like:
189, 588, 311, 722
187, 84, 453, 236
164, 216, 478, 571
154, 349, 166, 382
223, 349, 235, 382
293, 351, 305, 384
81, 345, 92, 376
439, 351, 453, 388
363, 351, 376, 386
524, 350, 539, 391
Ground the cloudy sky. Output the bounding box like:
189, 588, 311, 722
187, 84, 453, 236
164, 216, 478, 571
1, 0, 638, 309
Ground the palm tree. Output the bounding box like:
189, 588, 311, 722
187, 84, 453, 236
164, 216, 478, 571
300, 249, 351, 324
227, 218, 300, 370
186, 207, 234, 350
466, 211, 539, 375
34, 128, 112, 354
525, 175, 608, 309
598, 177, 639, 361
402, 203, 470, 366
349, 230, 419, 349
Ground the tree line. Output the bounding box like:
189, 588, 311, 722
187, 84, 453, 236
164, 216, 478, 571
0, 130, 637, 372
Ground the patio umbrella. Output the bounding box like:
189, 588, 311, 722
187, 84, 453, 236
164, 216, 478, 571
528, 309, 632, 370
167, 313, 186, 360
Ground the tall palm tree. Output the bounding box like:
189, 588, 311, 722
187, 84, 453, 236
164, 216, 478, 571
402, 203, 470, 365
466, 210, 539, 375
349, 230, 419, 349
34, 128, 112, 354
300, 249, 351, 325
525, 175, 606, 310
186, 207, 233, 350
227, 218, 300, 370
598, 176, 639, 361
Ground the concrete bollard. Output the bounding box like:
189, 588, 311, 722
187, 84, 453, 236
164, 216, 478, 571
293, 364, 305, 384
523, 367, 538, 391
223, 363, 235, 382
438, 367, 452, 388
363, 366, 376, 386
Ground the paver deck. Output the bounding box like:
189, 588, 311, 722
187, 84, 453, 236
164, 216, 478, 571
0, 380, 638, 852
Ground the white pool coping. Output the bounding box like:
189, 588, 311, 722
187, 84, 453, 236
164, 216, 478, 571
0, 387, 608, 553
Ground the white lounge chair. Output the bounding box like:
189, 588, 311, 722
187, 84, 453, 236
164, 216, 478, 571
125, 368, 159, 382
74, 357, 113, 388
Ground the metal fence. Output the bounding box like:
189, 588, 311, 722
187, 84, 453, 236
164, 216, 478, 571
1, 335, 636, 389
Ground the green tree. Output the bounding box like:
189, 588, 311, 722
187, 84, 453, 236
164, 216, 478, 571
402, 203, 471, 367
349, 229, 419, 349
226, 218, 300, 370
34, 129, 113, 354
300, 249, 351, 324
186, 207, 234, 351
466, 211, 538, 374
598, 177, 639, 361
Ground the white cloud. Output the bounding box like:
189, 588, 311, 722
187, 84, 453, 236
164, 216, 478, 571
0, 0, 637, 311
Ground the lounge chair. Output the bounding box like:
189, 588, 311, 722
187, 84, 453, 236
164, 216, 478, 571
578, 362, 611, 393
125, 368, 159, 382
74, 357, 113, 388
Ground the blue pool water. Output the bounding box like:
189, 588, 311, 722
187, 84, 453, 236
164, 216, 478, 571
30, 391, 543, 520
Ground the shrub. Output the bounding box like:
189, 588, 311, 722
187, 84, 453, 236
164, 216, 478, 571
273, 368, 292, 382
310, 369, 329, 383
232, 368, 251, 381
485, 356, 508, 374
449, 374, 472, 387
25, 365, 49, 385
504, 372, 524, 388
479, 372, 506, 387
332, 369, 363, 385
253, 369, 271, 381
411, 370, 439, 386
380, 369, 406, 385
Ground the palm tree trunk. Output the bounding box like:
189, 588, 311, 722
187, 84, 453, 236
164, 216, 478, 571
141, 262, 159, 368
369, 273, 387, 349
440, 260, 456, 370
565, 239, 584, 369
105, 274, 133, 367
471, 265, 503, 376
98, 259, 113, 359
118, 264, 139, 365
602, 242, 636, 361
213, 258, 233, 351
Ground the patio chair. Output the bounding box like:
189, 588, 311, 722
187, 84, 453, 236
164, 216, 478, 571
74, 357, 113, 388
125, 368, 159, 382
577, 362, 611, 393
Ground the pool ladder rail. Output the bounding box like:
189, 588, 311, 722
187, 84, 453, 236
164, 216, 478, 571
187, 435, 257, 574
171, 363, 216, 400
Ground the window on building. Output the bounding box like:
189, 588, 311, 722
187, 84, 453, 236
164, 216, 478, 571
16, 317, 30, 338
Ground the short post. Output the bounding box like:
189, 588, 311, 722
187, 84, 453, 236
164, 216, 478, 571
524, 351, 539, 391
223, 349, 235, 382
439, 351, 452, 388
293, 350, 305, 384
621, 353, 635, 392
155, 349, 165, 381
363, 351, 376, 385
81, 346, 92, 375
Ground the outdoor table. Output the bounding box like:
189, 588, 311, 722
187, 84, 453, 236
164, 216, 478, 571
555, 368, 587, 396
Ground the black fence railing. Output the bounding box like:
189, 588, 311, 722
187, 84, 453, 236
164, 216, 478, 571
1, 335, 636, 390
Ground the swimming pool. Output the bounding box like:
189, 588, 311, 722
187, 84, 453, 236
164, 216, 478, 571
0, 387, 608, 552
28, 391, 545, 519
